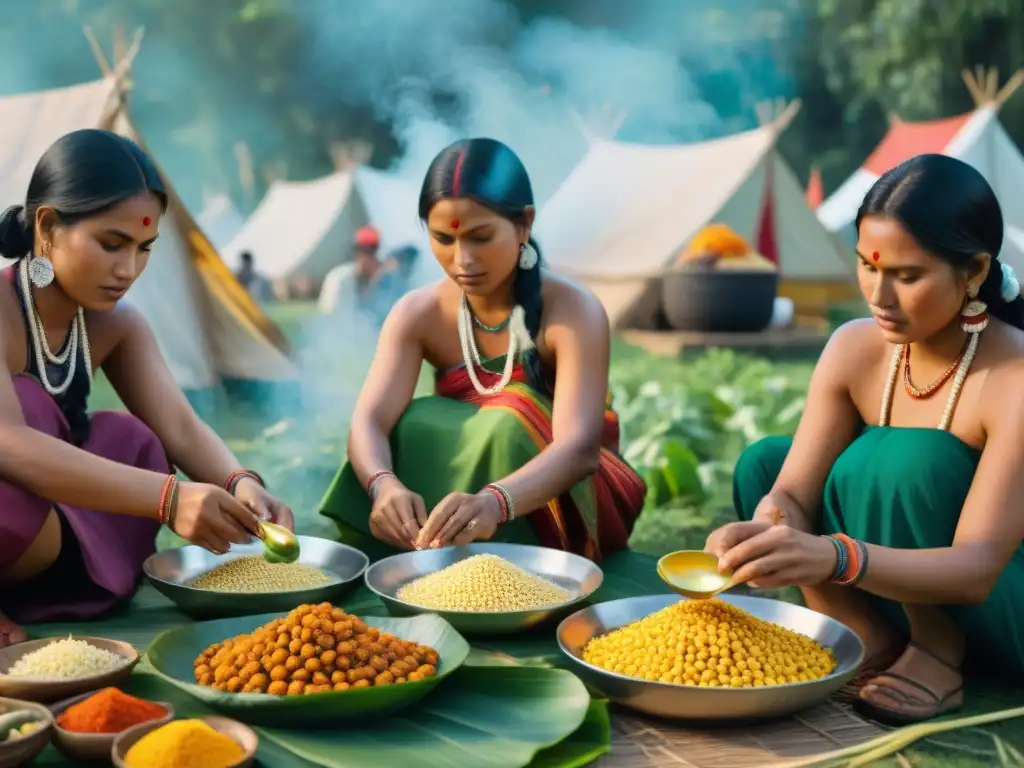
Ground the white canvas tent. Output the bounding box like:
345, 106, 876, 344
535, 102, 857, 328
224, 165, 430, 286
198, 191, 245, 251
0, 40, 296, 394
818, 68, 1024, 274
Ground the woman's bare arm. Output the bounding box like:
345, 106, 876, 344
762, 322, 867, 527
855, 362, 1024, 604
102, 305, 244, 486
347, 292, 426, 488
0, 323, 165, 517
488, 286, 609, 514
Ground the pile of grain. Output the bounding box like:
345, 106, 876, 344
193, 602, 439, 695
187, 556, 333, 593
582, 599, 836, 687
4, 637, 126, 679
396, 554, 572, 612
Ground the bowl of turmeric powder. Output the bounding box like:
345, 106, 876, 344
112, 716, 257, 768
50, 687, 173, 761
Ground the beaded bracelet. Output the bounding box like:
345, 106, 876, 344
225, 469, 265, 495
484, 483, 515, 522
482, 486, 509, 524
367, 470, 397, 500
158, 475, 177, 526
827, 533, 868, 586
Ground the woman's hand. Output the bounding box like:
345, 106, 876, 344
369, 477, 427, 549
233, 477, 295, 531
416, 492, 503, 549
704, 521, 837, 589
172, 482, 261, 555
750, 493, 811, 532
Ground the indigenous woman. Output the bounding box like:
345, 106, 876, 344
0, 130, 293, 648
320, 138, 645, 559
705, 154, 1024, 724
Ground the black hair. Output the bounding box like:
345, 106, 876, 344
0, 129, 168, 444
418, 138, 546, 391
240, 251, 253, 265
856, 153, 1024, 330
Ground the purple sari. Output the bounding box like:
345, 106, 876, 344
1, 374, 169, 623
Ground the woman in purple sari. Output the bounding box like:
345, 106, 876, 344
0, 129, 294, 647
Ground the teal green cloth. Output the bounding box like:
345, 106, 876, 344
733, 427, 1024, 676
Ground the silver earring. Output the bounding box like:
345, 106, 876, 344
518, 241, 539, 270
28, 254, 54, 288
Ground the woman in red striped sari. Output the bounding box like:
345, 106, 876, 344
319, 138, 645, 561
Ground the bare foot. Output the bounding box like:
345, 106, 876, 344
0, 612, 27, 648
854, 642, 964, 725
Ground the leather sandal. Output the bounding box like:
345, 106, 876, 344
853, 641, 965, 726
836, 639, 907, 702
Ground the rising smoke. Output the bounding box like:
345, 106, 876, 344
291, 0, 724, 202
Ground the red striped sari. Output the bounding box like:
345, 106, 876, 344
435, 362, 646, 560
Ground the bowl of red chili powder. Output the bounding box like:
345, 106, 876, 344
51, 687, 173, 761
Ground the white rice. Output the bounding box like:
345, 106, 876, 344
2, 636, 126, 679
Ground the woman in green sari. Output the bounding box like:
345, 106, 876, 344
320, 138, 645, 561
705, 154, 1024, 725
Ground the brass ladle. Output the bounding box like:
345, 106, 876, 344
657, 550, 739, 600
257, 520, 300, 564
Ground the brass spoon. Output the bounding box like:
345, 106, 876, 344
657, 550, 739, 600
257, 520, 300, 564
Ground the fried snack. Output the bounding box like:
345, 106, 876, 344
582, 599, 836, 687
192, 603, 440, 695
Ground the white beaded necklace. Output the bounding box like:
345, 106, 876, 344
878, 332, 980, 431
458, 292, 518, 395
19, 258, 93, 397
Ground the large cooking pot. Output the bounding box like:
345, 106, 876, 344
660, 268, 779, 333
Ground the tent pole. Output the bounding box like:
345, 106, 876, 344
961, 68, 986, 106
995, 69, 1024, 110
83, 26, 112, 76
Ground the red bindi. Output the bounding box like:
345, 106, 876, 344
143, 216, 151, 226
872, 251, 880, 262
451, 220, 459, 230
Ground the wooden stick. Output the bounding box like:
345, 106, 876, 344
114, 22, 126, 68
83, 26, 112, 76
111, 28, 144, 82
995, 69, 1024, 109
986, 67, 998, 100
961, 68, 985, 106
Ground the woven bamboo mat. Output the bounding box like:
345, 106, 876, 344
596, 699, 886, 767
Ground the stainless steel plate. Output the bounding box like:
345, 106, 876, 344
144, 536, 369, 619
364, 542, 604, 635
557, 594, 865, 721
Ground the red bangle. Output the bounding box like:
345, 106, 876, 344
482, 486, 509, 524
366, 470, 397, 499
225, 469, 265, 494
158, 475, 177, 526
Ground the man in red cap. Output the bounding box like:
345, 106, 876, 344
353, 225, 382, 285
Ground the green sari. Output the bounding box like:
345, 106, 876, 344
733, 427, 1024, 676
319, 357, 646, 561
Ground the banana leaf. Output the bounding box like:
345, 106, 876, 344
32, 662, 602, 768
147, 612, 470, 726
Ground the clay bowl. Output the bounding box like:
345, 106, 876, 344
50, 689, 174, 762
0, 696, 54, 768
112, 716, 258, 768
0, 637, 139, 704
